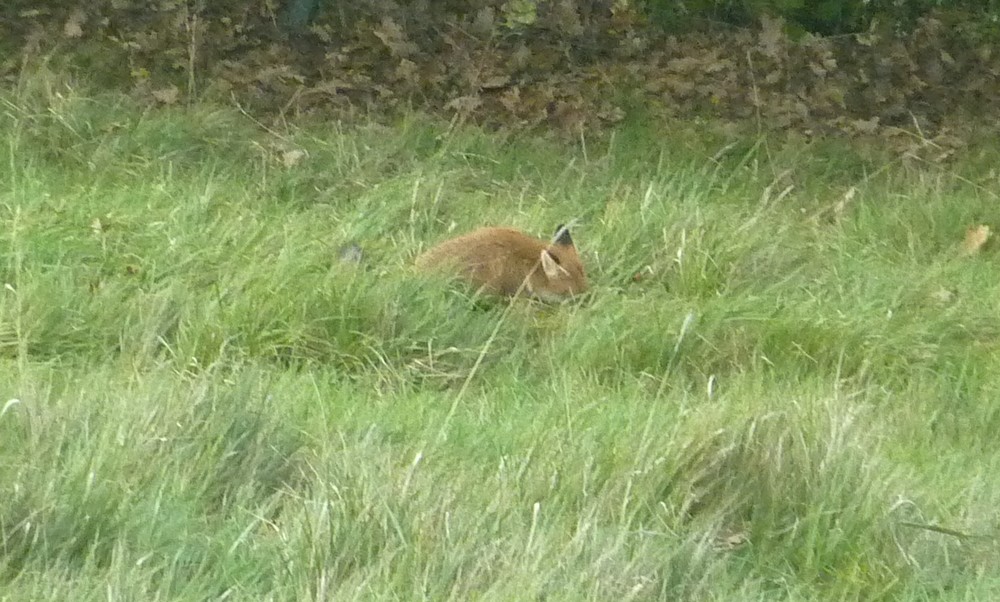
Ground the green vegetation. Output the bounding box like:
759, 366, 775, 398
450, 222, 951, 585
2, 74, 1000, 600
643, 0, 1000, 35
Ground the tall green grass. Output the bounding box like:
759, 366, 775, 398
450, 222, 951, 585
1, 73, 1000, 600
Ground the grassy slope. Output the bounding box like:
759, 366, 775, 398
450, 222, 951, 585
2, 76, 1000, 600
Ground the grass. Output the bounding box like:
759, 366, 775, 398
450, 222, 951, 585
2, 72, 1000, 600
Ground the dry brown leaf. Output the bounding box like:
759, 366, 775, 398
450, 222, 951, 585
851, 117, 880, 135
510, 44, 532, 70
338, 243, 364, 264
64, 9, 86, 38
548, 100, 583, 130
471, 7, 495, 36
759, 14, 787, 60
833, 186, 856, 220
632, 265, 654, 283
444, 95, 482, 115
373, 17, 418, 57
282, 149, 307, 168
597, 104, 626, 123
665, 57, 702, 73
962, 224, 991, 256
152, 86, 180, 105
395, 59, 420, 86
499, 86, 521, 114
478, 74, 510, 90
930, 287, 957, 304
713, 530, 749, 551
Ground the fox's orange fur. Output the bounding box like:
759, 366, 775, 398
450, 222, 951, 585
415, 225, 588, 302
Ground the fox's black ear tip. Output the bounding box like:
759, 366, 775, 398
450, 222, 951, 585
553, 224, 573, 246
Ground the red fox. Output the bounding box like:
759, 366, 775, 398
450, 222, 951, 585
415, 225, 588, 302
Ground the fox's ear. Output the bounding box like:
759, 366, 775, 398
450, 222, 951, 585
553, 224, 573, 246
540, 249, 568, 279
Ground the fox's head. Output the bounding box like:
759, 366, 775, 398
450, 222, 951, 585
529, 224, 588, 302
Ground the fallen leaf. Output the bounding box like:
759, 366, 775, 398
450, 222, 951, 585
152, 86, 180, 105
713, 530, 749, 551
395, 58, 419, 85
64, 9, 85, 38
373, 17, 418, 57
929, 287, 956, 304
499, 86, 521, 114
851, 117, 880, 135
759, 14, 787, 60
338, 243, 363, 264
282, 149, 307, 168
444, 95, 482, 115
471, 6, 495, 36
962, 224, 991, 256
478, 74, 510, 90
632, 265, 654, 282
832, 186, 856, 221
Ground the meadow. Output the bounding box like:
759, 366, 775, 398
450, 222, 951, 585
1, 73, 1000, 600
